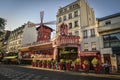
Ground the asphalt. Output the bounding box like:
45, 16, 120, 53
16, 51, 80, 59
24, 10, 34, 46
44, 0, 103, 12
19, 65, 120, 79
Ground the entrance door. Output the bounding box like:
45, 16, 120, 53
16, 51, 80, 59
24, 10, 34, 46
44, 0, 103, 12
88, 57, 94, 70
117, 55, 120, 70
103, 54, 111, 64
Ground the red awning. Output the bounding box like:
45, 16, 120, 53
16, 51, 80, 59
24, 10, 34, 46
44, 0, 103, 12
80, 51, 99, 56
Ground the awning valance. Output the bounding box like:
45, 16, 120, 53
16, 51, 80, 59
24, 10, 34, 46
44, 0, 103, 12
80, 51, 100, 56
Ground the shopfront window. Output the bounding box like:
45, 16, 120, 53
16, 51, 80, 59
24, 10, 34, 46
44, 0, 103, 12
103, 33, 120, 48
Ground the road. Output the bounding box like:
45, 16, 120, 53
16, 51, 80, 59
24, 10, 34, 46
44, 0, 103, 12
0, 65, 119, 80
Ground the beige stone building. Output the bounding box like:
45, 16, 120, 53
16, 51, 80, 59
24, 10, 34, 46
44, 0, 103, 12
56, 0, 99, 52
7, 25, 25, 53
98, 13, 120, 72
7, 22, 37, 53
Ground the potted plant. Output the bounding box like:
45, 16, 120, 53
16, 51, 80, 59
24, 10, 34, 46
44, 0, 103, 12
83, 59, 90, 72
92, 57, 98, 67
36, 60, 40, 67
38, 60, 42, 67
47, 60, 51, 69
92, 57, 101, 73
74, 58, 80, 71
59, 59, 64, 70
66, 60, 72, 71
42, 60, 47, 68
32, 59, 36, 67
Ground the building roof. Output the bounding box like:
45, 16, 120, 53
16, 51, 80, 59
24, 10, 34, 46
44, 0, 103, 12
36, 25, 53, 31
98, 12, 120, 21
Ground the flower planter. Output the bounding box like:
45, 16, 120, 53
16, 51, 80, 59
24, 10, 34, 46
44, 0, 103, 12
94, 65, 101, 73
59, 63, 63, 70
66, 63, 71, 71
36, 62, 39, 67
39, 62, 42, 67
32, 62, 37, 67
74, 64, 80, 72
47, 63, 51, 69
42, 63, 47, 68
83, 64, 89, 72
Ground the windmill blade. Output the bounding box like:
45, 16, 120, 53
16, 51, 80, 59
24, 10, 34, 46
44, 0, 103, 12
35, 23, 40, 25
44, 20, 56, 25
40, 11, 44, 24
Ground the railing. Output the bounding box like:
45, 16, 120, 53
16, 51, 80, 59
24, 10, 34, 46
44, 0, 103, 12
56, 35, 80, 46
22, 40, 52, 47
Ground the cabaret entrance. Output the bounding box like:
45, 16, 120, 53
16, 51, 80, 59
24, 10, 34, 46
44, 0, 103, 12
58, 47, 78, 62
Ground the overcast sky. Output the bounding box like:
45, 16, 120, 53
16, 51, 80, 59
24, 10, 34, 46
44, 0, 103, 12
0, 0, 120, 30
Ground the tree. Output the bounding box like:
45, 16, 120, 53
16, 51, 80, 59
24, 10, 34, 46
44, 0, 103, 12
0, 17, 6, 30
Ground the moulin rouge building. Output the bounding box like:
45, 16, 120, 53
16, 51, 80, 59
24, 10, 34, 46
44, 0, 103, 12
19, 22, 80, 62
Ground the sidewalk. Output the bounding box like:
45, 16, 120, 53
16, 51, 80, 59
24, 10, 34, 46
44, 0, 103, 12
19, 65, 120, 79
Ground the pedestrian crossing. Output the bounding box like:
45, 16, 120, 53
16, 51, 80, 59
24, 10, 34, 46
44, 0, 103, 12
0, 67, 51, 80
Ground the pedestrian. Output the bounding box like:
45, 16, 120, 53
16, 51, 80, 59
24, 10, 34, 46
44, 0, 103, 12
55, 61, 59, 70
103, 61, 111, 74
51, 58, 54, 69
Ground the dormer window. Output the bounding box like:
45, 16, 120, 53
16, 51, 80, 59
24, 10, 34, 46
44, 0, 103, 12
105, 20, 111, 25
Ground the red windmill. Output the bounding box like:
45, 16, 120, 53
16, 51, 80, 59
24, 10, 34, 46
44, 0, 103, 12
34, 11, 56, 42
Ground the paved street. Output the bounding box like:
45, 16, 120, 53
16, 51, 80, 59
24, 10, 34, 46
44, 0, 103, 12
0, 64, 120, 80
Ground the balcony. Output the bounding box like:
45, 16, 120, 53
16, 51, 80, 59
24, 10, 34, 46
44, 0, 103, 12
98, 22, 120, 33
54, 35, 80, 46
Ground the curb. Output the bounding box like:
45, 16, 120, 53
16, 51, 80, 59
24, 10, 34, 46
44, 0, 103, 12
19, 65, 120, 79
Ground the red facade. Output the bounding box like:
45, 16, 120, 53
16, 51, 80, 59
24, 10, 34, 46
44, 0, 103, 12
36, 25, 53, 42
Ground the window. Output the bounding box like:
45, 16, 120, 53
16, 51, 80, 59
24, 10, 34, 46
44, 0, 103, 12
84, 43, 88, 51
68, 13, 72, 19
69, 23, 72, 29
59, 17, 62, 23
74, 20, 78, 27
74, 11, 78, 17
90, 29, 95, 37
59, 10, 63, 14
83, 30, 88, 38
91, 42, 96, 51
105, 20, 111, 25
63, 16, 66, 21
75, 31, 79, 36
69, 33, 72, 35
103, 33, 120, 48
63, 8, 67, 12
69, 5, 72, 10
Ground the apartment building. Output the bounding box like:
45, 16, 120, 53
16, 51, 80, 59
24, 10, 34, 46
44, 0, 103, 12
56, 0, 101, 69
7, 25, 25, 53
7, 21, 37, 53
56, 0, 100, 52
56, 0, 95, 37
81, 20, 100, 52
98, 13, 120, 72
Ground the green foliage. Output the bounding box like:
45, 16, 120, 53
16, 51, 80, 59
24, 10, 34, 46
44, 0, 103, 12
74, 58, 80, 65
83, 60, 89, 65
66, 60, 72, 64
0, 17, 6, 29
42, 60, 47, 63
32, 59, 36, 62
60, 59, 65, 64
47, 60, 51, 63
91, 57, 98, 65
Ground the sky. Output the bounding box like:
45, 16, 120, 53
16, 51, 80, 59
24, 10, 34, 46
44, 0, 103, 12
0, 0, 120, 31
